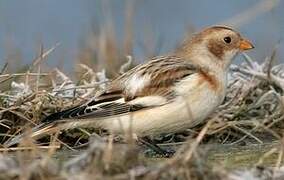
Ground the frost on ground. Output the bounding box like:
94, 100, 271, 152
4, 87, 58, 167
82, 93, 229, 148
0, 53, 284, 179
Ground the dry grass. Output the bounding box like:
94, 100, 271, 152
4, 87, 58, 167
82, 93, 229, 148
1, 45, 284, 179
0, 1, 283, 179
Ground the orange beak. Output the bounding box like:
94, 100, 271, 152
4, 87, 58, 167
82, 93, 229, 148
239, 38, 254, 51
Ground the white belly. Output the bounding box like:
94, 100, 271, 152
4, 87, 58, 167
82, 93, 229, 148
96, 74, 226, 136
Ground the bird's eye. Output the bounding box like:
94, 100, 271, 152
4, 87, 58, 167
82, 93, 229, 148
223, 36, 231, 44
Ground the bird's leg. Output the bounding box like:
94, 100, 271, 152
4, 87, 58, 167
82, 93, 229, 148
138, 136, 175, 157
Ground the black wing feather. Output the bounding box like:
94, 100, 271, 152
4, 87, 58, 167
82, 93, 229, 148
42, 100, 145, 123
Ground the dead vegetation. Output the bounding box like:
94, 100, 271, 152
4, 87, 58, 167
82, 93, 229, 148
1, 46, 284, 179
0, 0, 283, 179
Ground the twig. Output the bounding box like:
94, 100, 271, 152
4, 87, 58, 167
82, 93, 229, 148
0, 145, 60, 152
183, 119, 214, 162
0, 62, 8, 75
51, 81, 109, 92
232, 125, 263, 144
28, 42, 60, 71
0, 72, 49, 78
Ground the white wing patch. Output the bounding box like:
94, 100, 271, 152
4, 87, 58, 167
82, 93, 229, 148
128, 95, 167, 107
126, 74, 151, 95
86, 98, 125, 110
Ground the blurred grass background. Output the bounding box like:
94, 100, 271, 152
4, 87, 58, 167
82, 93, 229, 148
0, 2, 284, 178
0, 0, 283, 76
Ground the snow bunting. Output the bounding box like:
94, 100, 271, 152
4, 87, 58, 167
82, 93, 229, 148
6, 25, 254, 147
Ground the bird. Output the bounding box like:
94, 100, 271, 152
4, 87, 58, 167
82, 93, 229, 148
5, 25, 254, 152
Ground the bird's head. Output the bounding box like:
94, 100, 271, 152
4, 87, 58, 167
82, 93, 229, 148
177, 25, 254, 71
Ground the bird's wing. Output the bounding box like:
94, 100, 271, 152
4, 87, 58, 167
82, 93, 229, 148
42, 55, 201, 123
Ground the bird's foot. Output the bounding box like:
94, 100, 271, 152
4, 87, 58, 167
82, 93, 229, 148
138, 136, 175, 158
144, 148, 175, 158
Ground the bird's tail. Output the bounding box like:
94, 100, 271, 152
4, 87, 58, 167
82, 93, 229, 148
4, 122, 60, 147
4, 104, 84, 147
